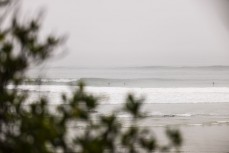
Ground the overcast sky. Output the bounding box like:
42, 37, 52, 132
22, 0, 229, 67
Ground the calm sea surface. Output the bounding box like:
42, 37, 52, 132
27, 66, 229, 87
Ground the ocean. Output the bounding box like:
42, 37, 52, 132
14, 66, 229, 152
27, 66, 229, 87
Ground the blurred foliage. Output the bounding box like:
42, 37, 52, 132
0, 1, 182, 153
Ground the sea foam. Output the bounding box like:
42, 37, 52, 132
8, 85, 229, 104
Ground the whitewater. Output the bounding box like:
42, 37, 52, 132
11, 85, 229, 104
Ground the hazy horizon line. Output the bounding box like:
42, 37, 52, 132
30, 65, 229, 69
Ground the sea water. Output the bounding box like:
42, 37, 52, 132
27, 66, 229, 87
16, 66, 229, 152
20, 66, 229, 126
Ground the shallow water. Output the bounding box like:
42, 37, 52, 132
10, 85, 229, 127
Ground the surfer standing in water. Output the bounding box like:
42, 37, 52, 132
212, 82, 215, 87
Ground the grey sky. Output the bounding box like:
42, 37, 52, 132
23, 0, 229, 67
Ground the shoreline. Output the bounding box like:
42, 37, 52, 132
10, 84, 229, 152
